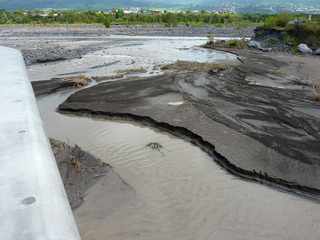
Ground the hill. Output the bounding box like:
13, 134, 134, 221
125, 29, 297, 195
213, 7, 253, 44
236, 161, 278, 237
0, 0, 319, 12
0, 0, 147, 10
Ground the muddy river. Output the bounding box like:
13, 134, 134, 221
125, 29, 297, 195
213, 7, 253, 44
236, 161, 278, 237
28, 36, 235, 80
34, 37, 320, 240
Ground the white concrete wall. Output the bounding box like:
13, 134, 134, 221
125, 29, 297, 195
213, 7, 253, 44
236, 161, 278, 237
0, 46, 81, 240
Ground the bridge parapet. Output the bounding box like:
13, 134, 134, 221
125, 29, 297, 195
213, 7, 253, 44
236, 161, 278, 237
0, 46, 81, 240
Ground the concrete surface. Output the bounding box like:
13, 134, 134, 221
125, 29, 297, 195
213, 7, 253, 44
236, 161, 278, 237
0, 46, 80, 240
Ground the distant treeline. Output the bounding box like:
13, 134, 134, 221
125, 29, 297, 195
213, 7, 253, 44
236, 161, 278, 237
0, 10, 270, 27
0, 10, 319, 28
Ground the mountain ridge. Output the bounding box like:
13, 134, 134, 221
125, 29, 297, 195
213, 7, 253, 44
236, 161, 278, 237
0, 0, 319, 11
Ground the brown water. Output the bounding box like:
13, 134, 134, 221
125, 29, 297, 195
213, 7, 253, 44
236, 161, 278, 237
32, 36, 320, 240
27, 36, 236, 81
37, 90, 320, 240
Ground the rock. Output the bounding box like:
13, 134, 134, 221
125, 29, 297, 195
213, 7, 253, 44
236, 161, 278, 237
288, 19, 305, 26
253, 27, 291, 52
315, 49, 320, 55
247, 40, 262, 49
22, 46, 83, 65
298, 43, 313, 54
261, 47, 272, 52
247, 40, 272, 52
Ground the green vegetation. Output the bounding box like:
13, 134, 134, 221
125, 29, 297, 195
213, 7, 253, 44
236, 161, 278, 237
225, 39, 247, 48
0, 9, 268, 27
259, 13, 320, 48
100, 14, 111, 28
1, 9, 320, 49
206, 38, 248, 49
264, 13, 294, 29
204, 33, 247, 49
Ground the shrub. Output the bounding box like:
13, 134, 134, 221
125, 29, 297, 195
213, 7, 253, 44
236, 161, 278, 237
286, 22, 320, 48
264, 13, 293, 28
225, 39, 247, 49
65, 75, 91, 88
162, 12, 178, 27
103, 18, 111, 28
204, 39, 247, 49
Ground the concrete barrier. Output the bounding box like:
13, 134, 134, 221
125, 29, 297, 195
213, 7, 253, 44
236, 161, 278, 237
0, 46, 81, 240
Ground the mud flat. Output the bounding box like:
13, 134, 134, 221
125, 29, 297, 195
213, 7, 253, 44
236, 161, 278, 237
37, 91, 320, 240
50, 139, 111, 209
59, 50, 320, 199
29, 35, 320, 239
32, 76, 92, 96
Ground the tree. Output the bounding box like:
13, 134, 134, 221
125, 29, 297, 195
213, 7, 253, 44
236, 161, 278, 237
103, 17, 112, 28
115, 9, 124, 19
162, 12, 177, 27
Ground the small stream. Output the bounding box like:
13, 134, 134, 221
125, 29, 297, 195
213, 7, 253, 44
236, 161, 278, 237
34, 37, 320, 240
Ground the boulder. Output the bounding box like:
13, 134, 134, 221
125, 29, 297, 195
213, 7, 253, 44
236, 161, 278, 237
247, 40, 262, 49
298, 43, 313, 54
315, 49, 320, 55
288, 19, 305, 26
247, 40, 272, 52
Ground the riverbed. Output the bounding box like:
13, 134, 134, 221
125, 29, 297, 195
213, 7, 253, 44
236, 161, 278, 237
32, 36, 320, 240
37, 84, 320, 240
27, 36, 236, 80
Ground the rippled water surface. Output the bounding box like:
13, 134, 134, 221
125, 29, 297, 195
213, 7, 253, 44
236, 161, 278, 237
34, 37, 320, 240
